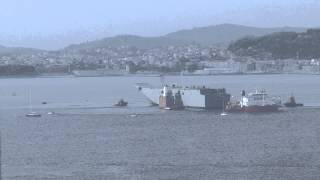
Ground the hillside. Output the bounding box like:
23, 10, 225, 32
165, 24, 307, 45
228, 29, 320, 59
0, 24, 310, 53
0, 45, 44, 56
65, 35, 189, 51
64, 24, 307, 51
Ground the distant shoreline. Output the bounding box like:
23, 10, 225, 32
0, 72, 319, 79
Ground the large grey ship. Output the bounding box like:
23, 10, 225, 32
137, 84, 231, 109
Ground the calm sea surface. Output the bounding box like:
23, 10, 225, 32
1, 74, 320, 179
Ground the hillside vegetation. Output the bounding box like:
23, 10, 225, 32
228, 29, 320, 59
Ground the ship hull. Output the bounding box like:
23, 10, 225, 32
227, 105, 279, 113
244, 105, 279, 113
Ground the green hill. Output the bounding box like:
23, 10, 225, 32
165, 24, 306, 45
228, 29, 320, 59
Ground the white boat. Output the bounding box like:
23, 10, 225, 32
220, 112, 228, 116
136, 83, 231, 110
47, 112, 55, 115
26, 112, 41, 117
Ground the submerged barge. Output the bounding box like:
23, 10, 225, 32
137, 84, 231, 110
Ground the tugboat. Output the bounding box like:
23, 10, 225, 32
284, 96, 303, 108
114, 99, 128, 107
227, 90, 281, 113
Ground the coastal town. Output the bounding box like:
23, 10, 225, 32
1, 42, 320, 76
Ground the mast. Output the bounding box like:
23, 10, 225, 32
29, 89, 33, 112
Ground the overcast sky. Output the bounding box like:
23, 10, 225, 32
0, 0, 319, 49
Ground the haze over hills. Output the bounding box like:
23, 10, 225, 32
0, 45, 44, 56
64, 24, 308, 51
1, 24, 319, 75
166, 24, 307, 45
64, 35, 189, 51
0, 24, 310, 54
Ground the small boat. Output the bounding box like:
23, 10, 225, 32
26, 112, 41, 117
47, 112, 55, 115
284, 96, 303, 108
220, 112, 228, 116
114, 99, 128, 107
227, 90, 281, 113
130, 114, 138, 118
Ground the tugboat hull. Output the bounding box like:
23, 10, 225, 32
284, 103, 303, 108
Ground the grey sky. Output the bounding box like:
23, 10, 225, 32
0, 0, 319, 49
